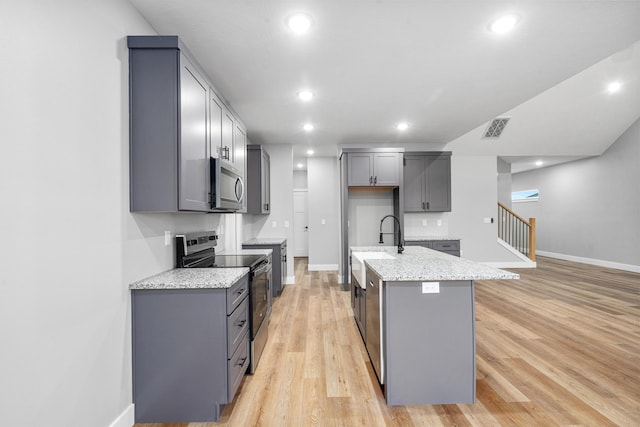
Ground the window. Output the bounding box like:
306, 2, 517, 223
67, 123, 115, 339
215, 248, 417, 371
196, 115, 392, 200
512, 189, 539, 202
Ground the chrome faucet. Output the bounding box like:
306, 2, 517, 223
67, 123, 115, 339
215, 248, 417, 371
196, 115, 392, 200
379, 214, 404, 254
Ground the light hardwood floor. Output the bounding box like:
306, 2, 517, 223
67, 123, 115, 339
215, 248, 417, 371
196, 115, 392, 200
138, 256, 639, 426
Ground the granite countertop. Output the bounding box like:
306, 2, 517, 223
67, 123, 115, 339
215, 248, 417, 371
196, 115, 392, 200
243, 237, 286, 245
351, 246, 519, 282
404, 236, 461, 241
129, 267, 249, 290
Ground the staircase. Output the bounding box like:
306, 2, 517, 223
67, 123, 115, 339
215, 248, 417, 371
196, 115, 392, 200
498, 202, 536, 261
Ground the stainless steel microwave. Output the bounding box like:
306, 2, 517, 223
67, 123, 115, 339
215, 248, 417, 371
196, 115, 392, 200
210, 158, 244, 211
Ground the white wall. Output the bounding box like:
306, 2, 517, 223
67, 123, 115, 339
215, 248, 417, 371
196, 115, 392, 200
0, 2, 237, 426
512, 119, 640, 268
293, 170, 308, 189
497, 157, 512, 208
308, 158, 340, 269
348, 189, 395, 246
246, 144, 295, 282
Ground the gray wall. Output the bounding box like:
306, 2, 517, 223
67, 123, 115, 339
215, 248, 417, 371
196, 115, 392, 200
497, 157, 512, 209
448, 155, 521, 262
0, 1, 238, 426
308, 157, 341, 268
512, 119, 640, 267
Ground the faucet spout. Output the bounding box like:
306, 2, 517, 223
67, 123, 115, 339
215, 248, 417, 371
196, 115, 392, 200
379, 214, 404, 254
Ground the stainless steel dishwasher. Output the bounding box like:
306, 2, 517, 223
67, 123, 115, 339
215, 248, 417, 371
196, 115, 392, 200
365, 268, 383, 384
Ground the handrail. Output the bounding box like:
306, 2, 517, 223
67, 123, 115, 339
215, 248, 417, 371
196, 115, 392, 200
498, 202, 536, 261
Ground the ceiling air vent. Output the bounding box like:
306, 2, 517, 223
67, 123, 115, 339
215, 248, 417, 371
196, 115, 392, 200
483, 117, 510, 138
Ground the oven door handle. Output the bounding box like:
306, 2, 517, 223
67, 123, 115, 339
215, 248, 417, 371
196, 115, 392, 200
251, 261, 271, 278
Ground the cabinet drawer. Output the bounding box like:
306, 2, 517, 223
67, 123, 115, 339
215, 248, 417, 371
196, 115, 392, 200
227, 274, 249, 315
404, 241, 432, 249
228, 332, 250, 401
431, 240, 460, 251
227, 297, 249, 356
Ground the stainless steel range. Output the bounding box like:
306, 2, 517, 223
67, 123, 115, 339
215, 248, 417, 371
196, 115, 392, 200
175, 231, 272, 373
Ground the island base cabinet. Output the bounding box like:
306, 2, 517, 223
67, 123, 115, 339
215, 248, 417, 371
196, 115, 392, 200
383, 280, 475, 405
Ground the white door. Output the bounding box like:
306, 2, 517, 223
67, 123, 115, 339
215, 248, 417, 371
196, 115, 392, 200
293, 190, 308, 257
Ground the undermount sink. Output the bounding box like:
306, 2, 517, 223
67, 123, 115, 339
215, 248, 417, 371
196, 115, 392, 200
351, 251, 395, 289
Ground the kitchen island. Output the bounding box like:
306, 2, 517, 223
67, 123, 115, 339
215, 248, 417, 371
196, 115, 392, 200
350, 245, 519, 406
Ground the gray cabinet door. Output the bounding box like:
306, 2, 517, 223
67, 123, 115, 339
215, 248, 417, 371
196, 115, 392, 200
209, 90, 224, 160
373, 153, 401, 186
348, 153, 374, 186
221, 109, 235, 164
403, 153, 451, 212
178, 54, 210, 211
425, 156, 451, 212
403, 155, 425, 211
261, 150, 270, 213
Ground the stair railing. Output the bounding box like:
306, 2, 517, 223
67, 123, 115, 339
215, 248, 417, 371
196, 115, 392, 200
498, 202, 536, 261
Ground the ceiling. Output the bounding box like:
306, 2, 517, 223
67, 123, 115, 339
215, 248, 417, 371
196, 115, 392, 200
128, 0, 640, 172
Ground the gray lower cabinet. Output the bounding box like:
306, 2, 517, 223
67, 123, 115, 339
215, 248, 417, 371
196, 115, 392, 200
132, 275, 250, 423
364, 267, 476, 406
405, 239, 460, 257
404, 152, 451, 212
246, 145, 270, 214
347, 152, 402, 187
242, 241, 286, 297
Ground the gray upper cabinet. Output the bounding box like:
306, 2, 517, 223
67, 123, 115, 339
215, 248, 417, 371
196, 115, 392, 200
404, 152, 451, 212
246, 144, 270, 214
348, 152, 401, 187
128, 35, 247, 213
234, 122, 247, 211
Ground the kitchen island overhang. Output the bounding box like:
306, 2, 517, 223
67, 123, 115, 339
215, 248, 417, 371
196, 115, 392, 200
350, 245, 519, 406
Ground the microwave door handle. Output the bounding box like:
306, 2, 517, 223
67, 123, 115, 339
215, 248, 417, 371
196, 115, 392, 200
235, 177, 245, 203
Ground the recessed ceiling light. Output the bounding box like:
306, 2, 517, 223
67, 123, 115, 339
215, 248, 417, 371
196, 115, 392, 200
297, 163, 304, 168
607, 81, 622, 93
287, 13, 312, 34
306, 149, 314, 155
535, 160, 544, 166
490, 14, 518, 34
396, 122, 409, 131
297, 90, 314, 101
303, 123, 314, 132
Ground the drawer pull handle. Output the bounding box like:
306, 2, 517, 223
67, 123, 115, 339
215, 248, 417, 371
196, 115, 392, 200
236, 319, 247, 328
236, 357, 247, 367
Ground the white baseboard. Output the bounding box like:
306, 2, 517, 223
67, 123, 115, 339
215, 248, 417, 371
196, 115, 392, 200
308, 264, 339, 271
537, 250, 640, 273
285, 275, 296, 285
108, 404, 134, 427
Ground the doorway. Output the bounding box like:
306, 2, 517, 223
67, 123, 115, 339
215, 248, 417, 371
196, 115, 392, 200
293, 190, 308, 257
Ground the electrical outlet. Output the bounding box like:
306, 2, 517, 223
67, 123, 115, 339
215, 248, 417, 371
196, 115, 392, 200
422, 282, 440, 294
322, 219, 326, 225
437, 219, 442, 227
422, 219, 427, 226
164, 230, 171, 246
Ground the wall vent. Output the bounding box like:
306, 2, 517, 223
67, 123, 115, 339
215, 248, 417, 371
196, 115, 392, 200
483, 117, 510, 138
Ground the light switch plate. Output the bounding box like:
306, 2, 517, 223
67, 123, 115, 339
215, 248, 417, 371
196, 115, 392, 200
272, 221, 277, 228
422, 219, 427, 226
284, 220, 289, 228
164, 230, 171, 246
437, 219, 442, 227
321, 219, 326, 225
422, 282, 440, 294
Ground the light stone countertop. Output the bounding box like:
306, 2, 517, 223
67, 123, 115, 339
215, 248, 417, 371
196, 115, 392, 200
129, 267, 249, 290
219, 248, 273, 257
351, 245, 519, 282
243, 237, 286, 246
404, 236, 461, 241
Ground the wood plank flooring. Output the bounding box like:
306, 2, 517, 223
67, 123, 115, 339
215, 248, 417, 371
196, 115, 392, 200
137, 256, 639, 426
